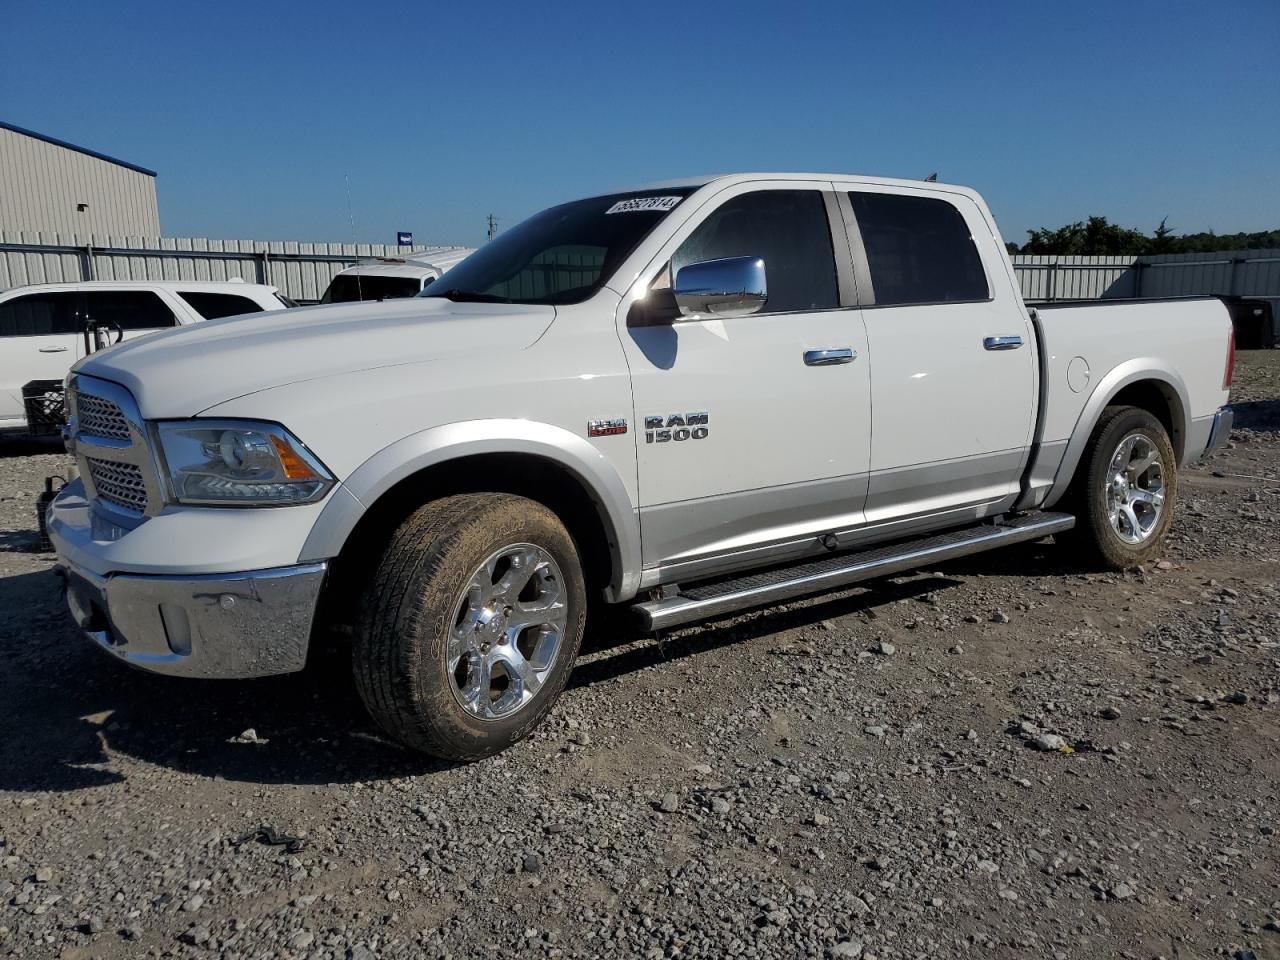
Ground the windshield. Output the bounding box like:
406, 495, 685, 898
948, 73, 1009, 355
321, 274, 423, 303
421, 189, 695, 305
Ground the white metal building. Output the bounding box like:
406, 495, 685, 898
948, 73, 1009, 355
0, 120, 160, 236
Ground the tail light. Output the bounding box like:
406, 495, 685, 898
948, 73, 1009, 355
1223, 326, 1235, 390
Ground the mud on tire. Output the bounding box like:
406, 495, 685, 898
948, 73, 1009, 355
353, 492, 587, 761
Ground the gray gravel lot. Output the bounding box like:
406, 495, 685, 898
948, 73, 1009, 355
1, 354, 1278, 960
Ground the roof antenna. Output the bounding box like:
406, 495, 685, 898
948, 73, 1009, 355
345, 173, 364, 302
924, 172, 938, 182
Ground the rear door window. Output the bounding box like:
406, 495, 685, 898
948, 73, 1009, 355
0, 292, 83, 337
177, 291, 264, 319
82, 291, 178, 331
673, 190, 839, 314
849, 192, 989, 305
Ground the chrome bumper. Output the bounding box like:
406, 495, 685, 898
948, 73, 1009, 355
1206, 406, 1234, 454
60, 561, 327, 679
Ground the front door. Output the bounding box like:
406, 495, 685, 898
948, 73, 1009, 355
619, 183, 872, 581
0, 291, 86, 423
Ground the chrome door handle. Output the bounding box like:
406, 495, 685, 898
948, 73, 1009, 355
38, 345, 69, 353
983, 335, 1023, 351
804, 347, 855, 366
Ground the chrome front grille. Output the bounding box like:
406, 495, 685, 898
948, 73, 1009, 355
68, 376, 160, 519
86, 458, 149, 513
75, 392, 131, 441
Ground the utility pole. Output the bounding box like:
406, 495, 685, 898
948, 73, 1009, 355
486, 214, 497, 242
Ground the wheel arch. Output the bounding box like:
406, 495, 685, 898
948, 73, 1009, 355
1043, 361, 1190, 509
300, 420, 642, 604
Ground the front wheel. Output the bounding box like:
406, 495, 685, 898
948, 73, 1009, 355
353, 493, 586, 761
1062, 405, 1178, 569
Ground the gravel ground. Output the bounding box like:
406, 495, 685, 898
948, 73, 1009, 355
1, 353, 1278, 960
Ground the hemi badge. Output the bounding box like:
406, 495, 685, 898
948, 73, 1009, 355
587, 418, 628, 438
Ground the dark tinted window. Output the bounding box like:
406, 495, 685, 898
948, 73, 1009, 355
850, 192, 988, 306
177, 291, 265, 319
0, 292, 82, 337
423, 190, 693, 305
673, 190, 838, 314
321, 275, 423, 303
83, 291, 177, 330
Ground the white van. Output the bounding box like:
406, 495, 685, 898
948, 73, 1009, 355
318, 248, 474, 303
0, 279, 287, 432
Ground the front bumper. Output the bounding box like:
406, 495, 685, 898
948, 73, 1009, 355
60, 560, 326, 678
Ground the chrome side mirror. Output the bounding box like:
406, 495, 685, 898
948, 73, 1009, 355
672, 256, 767, 320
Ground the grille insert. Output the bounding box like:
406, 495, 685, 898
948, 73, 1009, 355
87, 458, 148, 513
76, 393, 131, 441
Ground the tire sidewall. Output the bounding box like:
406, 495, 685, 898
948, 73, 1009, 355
1082, 408, 1178, 566
366, 495, 587, 758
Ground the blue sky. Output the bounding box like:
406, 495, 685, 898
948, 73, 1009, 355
3, 0, 1277, 247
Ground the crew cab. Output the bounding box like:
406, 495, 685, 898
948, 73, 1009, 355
48, 173, 1235, 761
0, 280, 288, 433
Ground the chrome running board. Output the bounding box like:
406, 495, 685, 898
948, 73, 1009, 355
632, 512, 1075, 631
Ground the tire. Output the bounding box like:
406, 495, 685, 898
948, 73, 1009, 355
1060, 405, 1178, 570
353, 492, 587, 761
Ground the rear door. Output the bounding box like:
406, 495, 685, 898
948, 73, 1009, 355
842, 187, 1036, 530
0, 291, 85, 422
620, 182, 872, 581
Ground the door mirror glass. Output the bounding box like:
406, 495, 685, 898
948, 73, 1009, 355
672, 256, 767, 320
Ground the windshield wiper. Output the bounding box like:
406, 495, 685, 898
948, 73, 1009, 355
426, 287, 513, 304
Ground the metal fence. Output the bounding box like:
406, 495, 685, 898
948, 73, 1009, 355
3, 231, 1280, 305
0, 231, 463, 302
1010, 249, 1280, 302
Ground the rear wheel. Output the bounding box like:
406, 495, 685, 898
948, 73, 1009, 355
353, 493, 586, 760
1062, 405, 1177, 569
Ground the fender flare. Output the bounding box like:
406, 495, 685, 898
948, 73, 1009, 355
1043, 358, 1190, 509
298, 419, 643, 602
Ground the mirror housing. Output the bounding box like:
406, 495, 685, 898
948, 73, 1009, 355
673, 256, 767, 320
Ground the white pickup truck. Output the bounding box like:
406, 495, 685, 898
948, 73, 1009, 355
49, 173, 1235, 760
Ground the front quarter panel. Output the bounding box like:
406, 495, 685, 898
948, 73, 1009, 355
200, 298, 643, 600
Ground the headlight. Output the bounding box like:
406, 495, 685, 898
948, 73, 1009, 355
155, 420, 334, 506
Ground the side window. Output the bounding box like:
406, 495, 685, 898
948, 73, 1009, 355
0, 293, 82, 337
82, 291, 178, 331
672, 190, 839, 314
176, 291, 263, 320
849, 192, 989, 306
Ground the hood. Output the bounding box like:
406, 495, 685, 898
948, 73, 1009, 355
76, 298, 555, 418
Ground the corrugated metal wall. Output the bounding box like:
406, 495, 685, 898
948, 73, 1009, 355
1010, 249, 1280, 301
0, 231, 461, 301
0, 127, 160, 235
3, 233, 1279, 305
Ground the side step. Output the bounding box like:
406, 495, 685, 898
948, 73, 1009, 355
633, 512, 1075, 631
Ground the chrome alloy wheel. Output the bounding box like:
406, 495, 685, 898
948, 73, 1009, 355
448, 543, 567, 721
1104, 433, 1166, 544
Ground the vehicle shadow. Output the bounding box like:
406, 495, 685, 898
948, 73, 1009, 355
1230, 399, 1280, 434
0, 434, 65, 458
0, 540, 1071, 793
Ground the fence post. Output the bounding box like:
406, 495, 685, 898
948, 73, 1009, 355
1047, 261, 1057, 302
256, 251, 270, 286
1132, 261, 1143, 299
81, 243, 96, 281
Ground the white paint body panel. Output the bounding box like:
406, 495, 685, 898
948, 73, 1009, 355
55, 173, 1234, 606
0, 280, 284, 428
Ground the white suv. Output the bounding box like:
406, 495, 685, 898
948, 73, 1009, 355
0, 280, 287, 431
